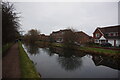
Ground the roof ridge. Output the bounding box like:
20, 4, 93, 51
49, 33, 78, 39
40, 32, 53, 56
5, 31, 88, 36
98, 25, 120, 29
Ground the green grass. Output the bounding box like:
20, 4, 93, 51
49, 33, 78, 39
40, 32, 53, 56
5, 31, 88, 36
80, 47, 120, 54
51, 42, 120, 55
18, 42, 40, 78
36, 41, 120, 56
52, 43, 63, 47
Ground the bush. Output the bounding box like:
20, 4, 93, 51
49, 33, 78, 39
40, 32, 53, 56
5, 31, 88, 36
85, 42, 100, 47
101, 43, 112, 47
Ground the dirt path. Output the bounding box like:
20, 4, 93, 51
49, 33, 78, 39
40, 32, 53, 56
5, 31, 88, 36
2, 43, 21, 78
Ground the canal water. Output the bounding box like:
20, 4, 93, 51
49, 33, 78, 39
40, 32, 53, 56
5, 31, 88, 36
22, 43, 120, 78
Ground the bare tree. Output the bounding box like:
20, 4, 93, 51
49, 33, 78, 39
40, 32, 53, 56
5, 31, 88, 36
63, 28, 76, 49
24, 29, 40, 44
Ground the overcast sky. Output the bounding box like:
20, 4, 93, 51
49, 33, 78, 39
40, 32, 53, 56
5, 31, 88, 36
13, 2, 118, 36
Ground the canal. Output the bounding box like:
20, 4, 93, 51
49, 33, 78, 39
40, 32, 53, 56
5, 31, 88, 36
22, 43, 120, 78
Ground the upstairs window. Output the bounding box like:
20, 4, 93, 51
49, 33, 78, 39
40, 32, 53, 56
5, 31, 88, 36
116, 32, 118, 36
113, 33, 116, 36
108, 32, 118, 36
95, 33, 100, 38
61, 32, 64, 35
111, 33, 113, 36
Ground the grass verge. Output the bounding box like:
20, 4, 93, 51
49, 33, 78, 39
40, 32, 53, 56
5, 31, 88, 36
18, 42, 40, 78
51, 42, 120, 57
80, 47, 120, 54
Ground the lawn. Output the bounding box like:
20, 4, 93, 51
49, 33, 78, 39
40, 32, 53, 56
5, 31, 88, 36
18, 42, 40, 78
52, 43, 63, 47
80, 47, 120, 54
51, 42, 120, 55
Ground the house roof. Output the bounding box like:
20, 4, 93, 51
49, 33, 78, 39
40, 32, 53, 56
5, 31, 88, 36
51, 29, 72, 34
95, 25, 120, 39
99, 25, 120, 34
75, 31, 91, 38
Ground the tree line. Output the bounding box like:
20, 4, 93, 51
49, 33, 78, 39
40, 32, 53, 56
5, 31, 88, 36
24, 28, 76, 49
2, 2, 20, 45
2, 1, 77, 48
24, 29, 40, 44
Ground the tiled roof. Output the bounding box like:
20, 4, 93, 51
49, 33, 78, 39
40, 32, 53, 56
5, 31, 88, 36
52, 29, 72, 34
98, 25, 120, 39
75, 31, 90, 36
99, 25, 120, 33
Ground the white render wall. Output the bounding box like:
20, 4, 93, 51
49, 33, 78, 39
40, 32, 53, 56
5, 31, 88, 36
116, 39, 120, 46
94, 38, 120, 47
108, 39, 114, 46
108, 39, 120, 47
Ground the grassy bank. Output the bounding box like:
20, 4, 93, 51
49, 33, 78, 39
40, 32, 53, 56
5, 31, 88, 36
51, 43, 120, 57
79, 47, 120, 57
26, 41, 120, 57
18, 42, 40, 78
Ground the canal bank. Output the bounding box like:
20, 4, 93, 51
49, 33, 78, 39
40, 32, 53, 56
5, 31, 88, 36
18, 42, 40, 78
22, 43, 120, 78
49, 42, 120, 58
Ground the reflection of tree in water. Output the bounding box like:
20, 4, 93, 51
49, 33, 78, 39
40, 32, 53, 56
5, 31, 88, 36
57, 49, 83, 71
48, 46, 58, 56
24, 43, 39, 55
42, 47, 55, 56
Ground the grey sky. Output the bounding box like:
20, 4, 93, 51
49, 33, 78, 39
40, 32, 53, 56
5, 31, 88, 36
13, 2, 118, 36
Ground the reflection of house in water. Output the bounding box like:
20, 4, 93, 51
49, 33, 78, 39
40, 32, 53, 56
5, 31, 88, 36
49, 47, 86, 57
92, 56, 120, 70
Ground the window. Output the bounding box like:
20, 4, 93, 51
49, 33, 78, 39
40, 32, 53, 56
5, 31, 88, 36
108, 33, 111, 36
105, 33, 108, 36
62, 32, 64, 34
116, 32, 118, 36
96, 33, 100, 38
108, 32, 118, 36
113, 33, 116, 36
111, 33, 113, 36
95, 39, 99, 43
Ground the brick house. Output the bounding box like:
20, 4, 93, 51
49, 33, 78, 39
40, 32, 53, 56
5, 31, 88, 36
39, 34, 50, 42
75, 31, 93, 44
50, 29, 92, 44
50, 29, 72, 43
93, 25, 120, 47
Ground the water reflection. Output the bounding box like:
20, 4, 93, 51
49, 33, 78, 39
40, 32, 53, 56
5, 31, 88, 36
56, 48, 83, 71
42, 48, 55, 56
22, 43, 119, 78
47, 47, 120, 71
57, 56, 82, 71
92, 55, 120, 70
24, 43, 120, 71
24, 43, 39, 55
